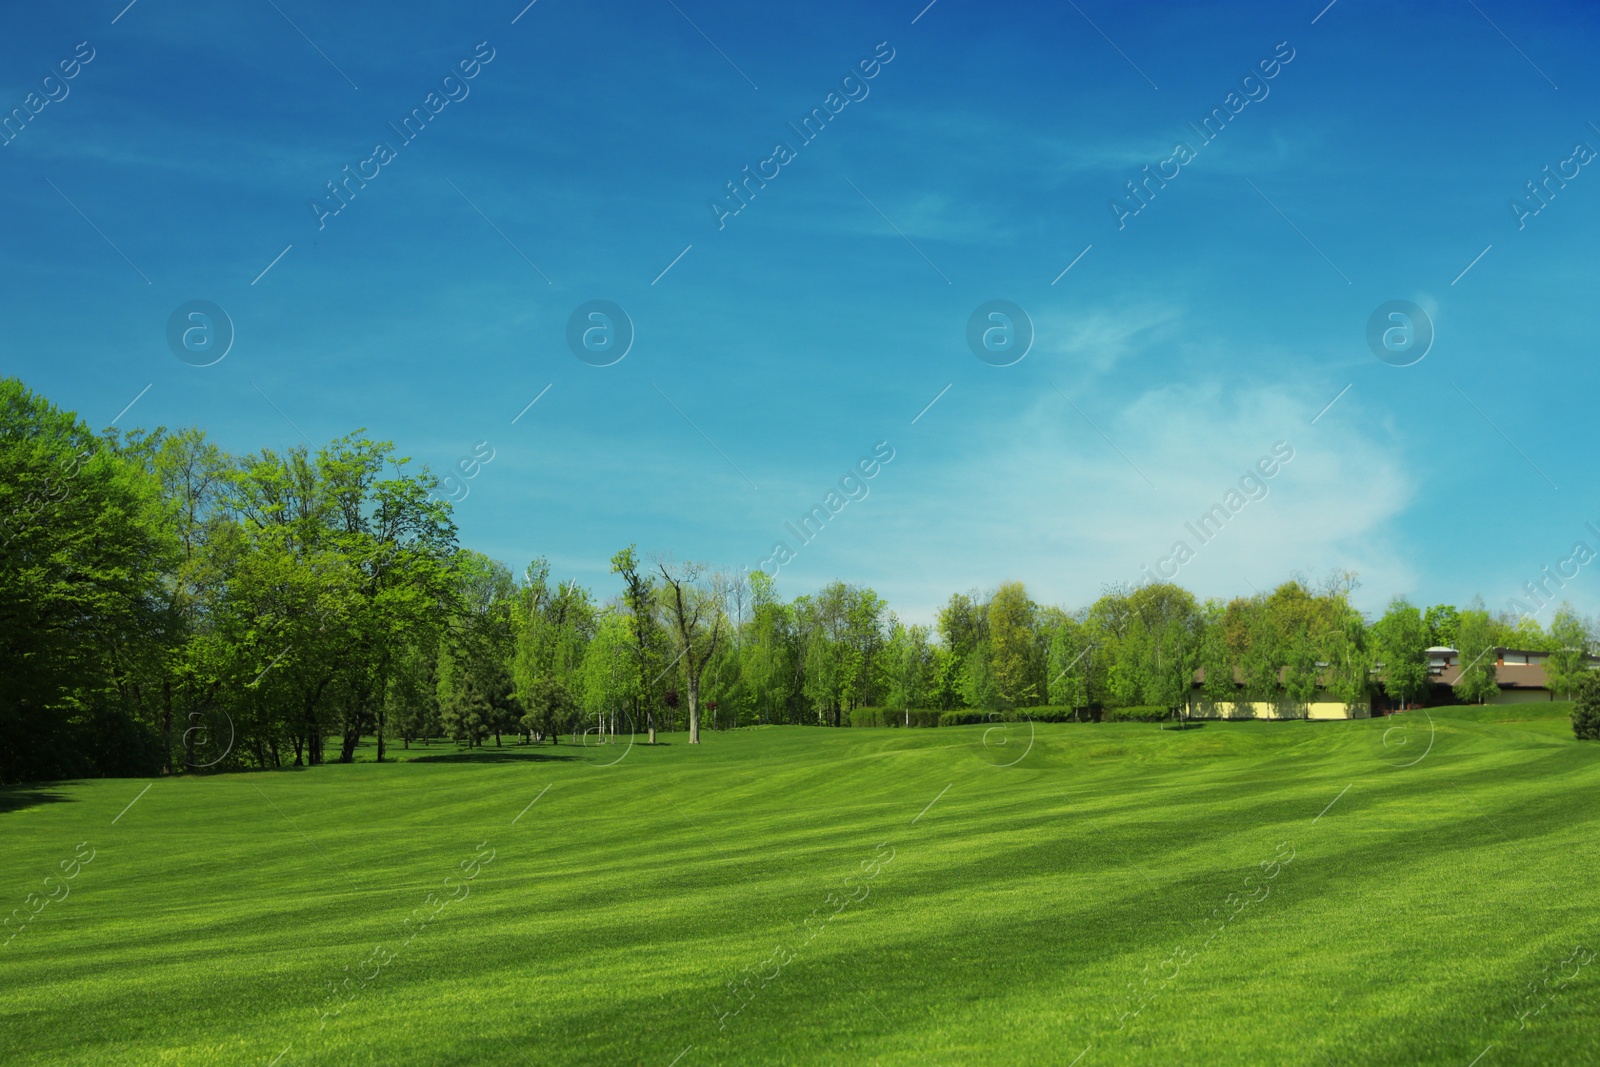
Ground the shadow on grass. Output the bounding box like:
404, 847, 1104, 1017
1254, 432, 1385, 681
407, 749, 584, 764
0, 789, 75, 815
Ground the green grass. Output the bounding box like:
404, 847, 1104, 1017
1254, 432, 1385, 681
2, 706, 1598, 1065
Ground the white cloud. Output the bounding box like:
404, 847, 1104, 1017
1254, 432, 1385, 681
793, 377, 1417, 624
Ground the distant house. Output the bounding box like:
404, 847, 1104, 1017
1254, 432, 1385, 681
1422, 645, 1595, 705
1178, 645, 1597, 720
1186, 666, 1370, 721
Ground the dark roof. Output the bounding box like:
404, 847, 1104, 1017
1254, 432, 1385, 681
1436, 662, 1551, 690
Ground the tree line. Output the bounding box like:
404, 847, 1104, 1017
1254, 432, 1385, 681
3, 378, 1595, 783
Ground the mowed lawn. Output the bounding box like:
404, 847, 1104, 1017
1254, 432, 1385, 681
3, 706, 1598, 1066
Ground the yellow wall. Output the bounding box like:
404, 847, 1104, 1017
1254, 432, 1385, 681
1187, 698, 1368, 720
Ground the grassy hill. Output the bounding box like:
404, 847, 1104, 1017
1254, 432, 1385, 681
2, 705, 1597, 1065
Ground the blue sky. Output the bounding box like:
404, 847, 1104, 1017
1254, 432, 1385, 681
4, 0, 1599, 624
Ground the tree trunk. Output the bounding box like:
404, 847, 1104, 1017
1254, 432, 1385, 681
687, 667, 701, 744
160, 680, 174, 776
377, 706, 386, 763
183, 708, 197, 770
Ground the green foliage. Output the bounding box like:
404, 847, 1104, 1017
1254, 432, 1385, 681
930, 646, 964, 710
1101, 705, 1175, 723
986, 581, 1039, 706
0, 380, 173, 783
1573, 672, 1600, 740
1375, 597, 1430, 708
1044, 612, 1091, 711
1424, 603, 1460, 648
936, 592, 985, 662
520, 675, 578, 741
848, 707, 942, 727
796, 580, 885, 726
883, 619, 934, 712
1453, 607, 1500, 705
577, 611, 639, 730
1545, 605, 1591, 699
960, 643, 1004, 711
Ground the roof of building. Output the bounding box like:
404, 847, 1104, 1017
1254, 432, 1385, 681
1435, 661, 1551, 689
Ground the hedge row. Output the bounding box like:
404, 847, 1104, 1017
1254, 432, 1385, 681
848, 706, 1163, 728
849, 708, 946, 728
1100, 705, 1179, 723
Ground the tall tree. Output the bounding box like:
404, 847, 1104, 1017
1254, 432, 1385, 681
438, 552, 517, 748
611, 547, 664, 743
987, 582, 1039, 708
1453, 604, 1500, 705
884, 618, 934, 715
1545, 605, 1592, 699
0, 380, 172, 783
655, 558, 729, 744
1374, 597, 1430, 710
1044, 609, 1092, 714
579, 611, 641, 742
1424, 604, 1461, 649
1195, 600, 1236, 716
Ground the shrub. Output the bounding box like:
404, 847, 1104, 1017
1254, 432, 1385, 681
1013, 705, 1090, 723
1573, 674, 1600, 740
849, 708, 944, 728
939, 710, 988, 727
1101, 705, 1177, 723
849, 707, 889, 728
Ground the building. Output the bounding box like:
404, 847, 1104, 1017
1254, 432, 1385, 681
1423, 646, 1592, 705
1185, 666, 1371, 721
1181, 645, 1596, 719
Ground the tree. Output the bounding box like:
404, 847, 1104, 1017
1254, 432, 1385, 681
936, 592, 986, 663
930, 646, 964, 710
611, 547, 665, 743
1195, 600, 1235, 716
1129, 583, 1201, 716
987, 582, 1039, 707
961, 643, 1002, 711
1453, 605, 1499, 705
1263, 582, 1321, 719
436, 552, 517, 747
510, 559, 594, 709
799, 591, 847, 725
579, 611, 639, 741
1223, 595, 1281, 716
521, 675, 577, 743
1044, 610, 1091, 715
0, 380, 172, 783
385, 634, 440, 747
1318, 595, 1372, 714
1545, 605, 1591, 699
656, 559, 732, 742
1424, 604, 1461, 649
1573, 671, 1600, 740
741, 570, 797, 724
884, 619, 934, 715
1374, 597, 1430, 711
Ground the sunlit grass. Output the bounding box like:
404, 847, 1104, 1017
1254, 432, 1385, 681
2, 705, 1596, 1065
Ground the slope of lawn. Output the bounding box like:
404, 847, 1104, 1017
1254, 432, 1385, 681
2, 705, 1598, 1066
